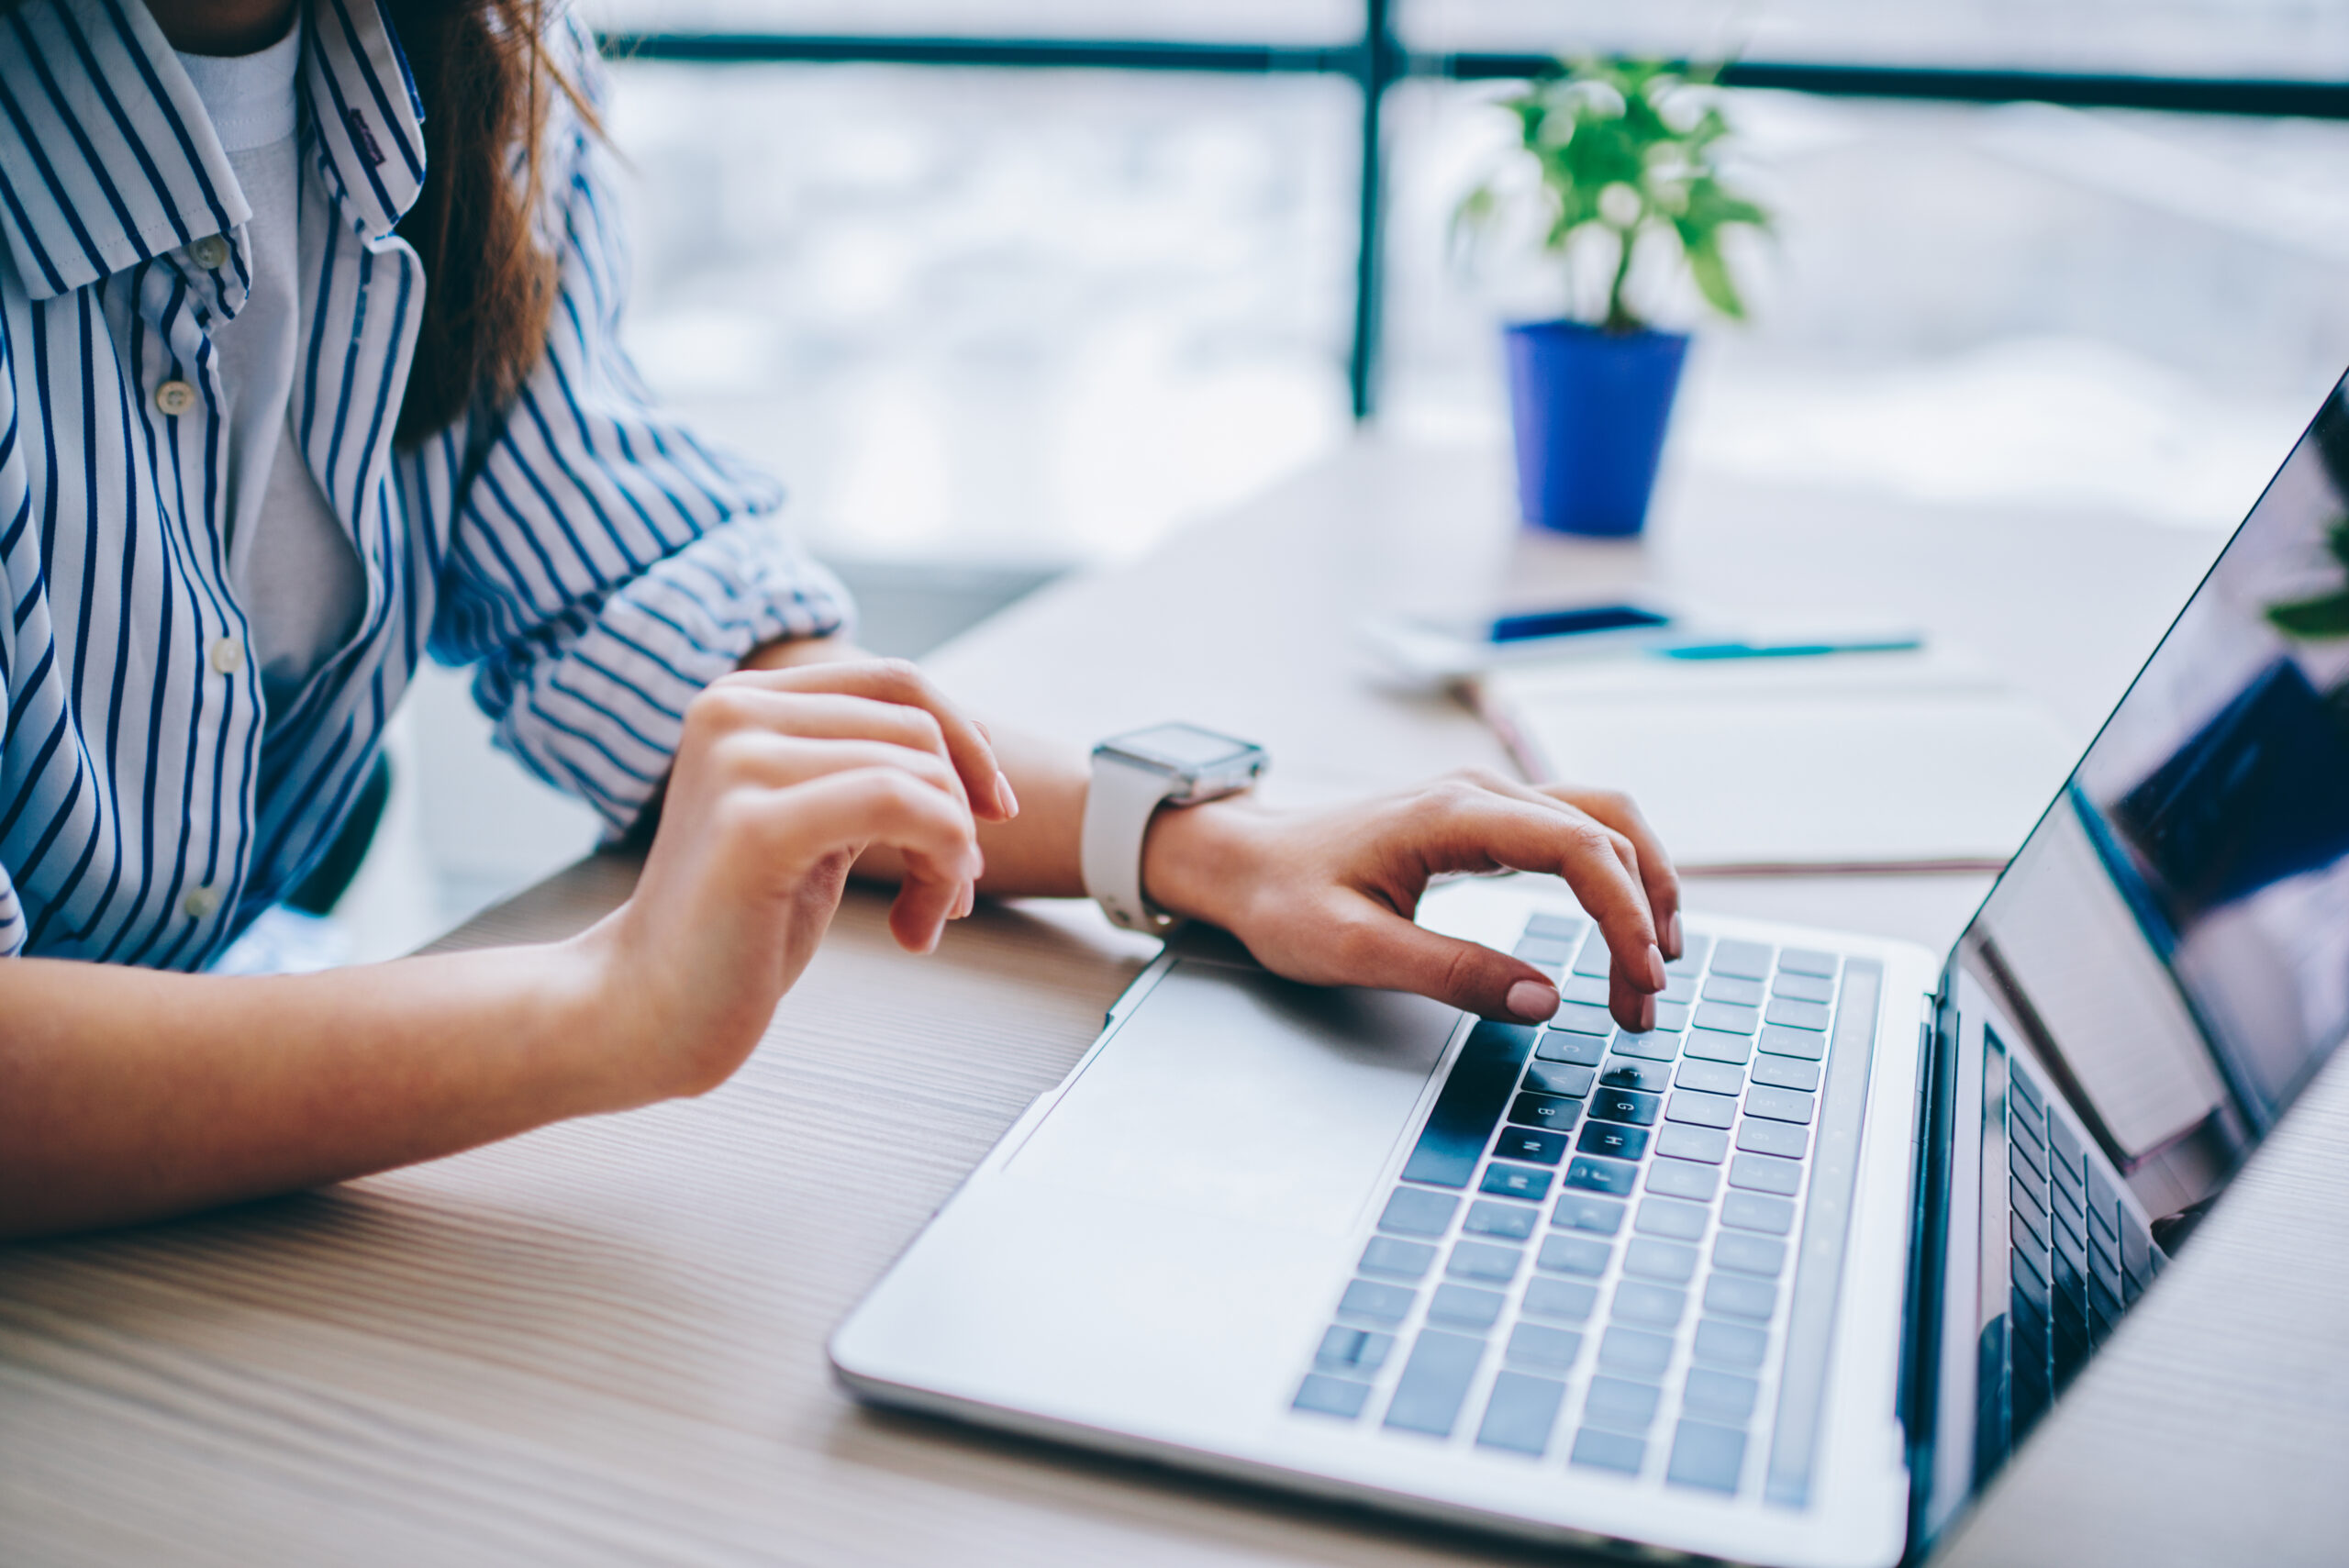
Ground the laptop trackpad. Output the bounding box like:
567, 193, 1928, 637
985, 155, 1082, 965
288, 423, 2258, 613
1008, 961, 1460, 1236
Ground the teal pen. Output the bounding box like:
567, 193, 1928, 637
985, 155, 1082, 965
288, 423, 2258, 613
1655, 636, 1925, 662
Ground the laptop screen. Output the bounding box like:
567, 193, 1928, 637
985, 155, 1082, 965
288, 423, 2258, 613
1957, 377, 2349, 1246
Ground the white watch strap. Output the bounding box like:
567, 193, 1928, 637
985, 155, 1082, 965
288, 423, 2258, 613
1081, 751, 1180, 933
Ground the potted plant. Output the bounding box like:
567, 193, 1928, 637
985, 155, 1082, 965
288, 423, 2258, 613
1456, 59, 1770, 537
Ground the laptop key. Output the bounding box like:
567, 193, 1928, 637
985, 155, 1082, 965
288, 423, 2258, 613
1538, 1234, 1612, 1276
1666, 1088, 1739, 1129
1384, 1329, 1486, 1436
1709, 972, 1766, 1009
1692, 1317, 1769, 1371
1599, 1058, 1674, 1093
1646, 1159, 1720, 1203
1611, 1029, 1681, 1062
1578, 1121, 1650, 1161
1682, 1367, 1759, 1424
1661, 973, 1699, 1003
1524, 1062, 1597, 1098
1495, 1125, 1571, 1165
1317, 1325, 1396, 1374
1750, 1053, 1821, 1092
1571, 1427, 1645, 1474
1701, 974, 1765, 1006
1722, 1191, 1797, 1235
1623, 1237, 1699, 1284
1505, 1321, 1583, 1373
1516, 937, 1575, 971
1776, 947, 1838, 978
1526, 911, 1586, 941
1522, 1277, 1599, 1324
1667, 1419, 1747, 1494
1564, 1156, 1638, 1197
1713, 1230, 1787, 1278
1507, 1093, 1584, 1139
1360, 1237, 1437, 1280
1294, 1373, 1373, 1419
1535, 1030, 1606, 1067
1339, 1278, 1415, 1325
1477, 1372, 1568, 1456
1765, 998, 1831, 1031
1428, 1283, 1507, 1330
1560, 973, 1611, 1006
1772, 971, 1834, 1004
1665, 933, 1713, 974
1589, 1087, 1662, 1126
1481, 1162, 1554, 1201
1704, 1273, 1777, 1321
1553, 1193, 1626, 1235
1695, 1002, 1760, 1035
1675, 1057, 1746, 1095
1683, 1029, 1753, 1065
1758, 1025, 1826, 1061
1552, 1002, 1617, 1037
1745, 1085, 1817, 1125
1570, 930, 1613, 978
1378, 1186, 1459, 1237
1729, 1151, 1804, 1195
1582, 1375, 1663, 1433
1709, 939, 1773, 979
1598, 1325, 1675, 1378
1611, 1280, 1688, 1329
1464, 1198, 1539, 1240
1652, 1002, 1692, 1032
1448, 1240, 1524, 1285
1736, 1119, 1809, 1161
1635, 1196, 1709, 1240
1656, 1122, 1730, 1163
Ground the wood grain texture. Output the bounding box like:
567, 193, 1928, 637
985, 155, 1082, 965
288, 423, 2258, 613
8, 445, 2343, 1567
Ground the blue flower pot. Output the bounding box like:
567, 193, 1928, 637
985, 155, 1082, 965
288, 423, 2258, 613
1503, 319, 1689, 537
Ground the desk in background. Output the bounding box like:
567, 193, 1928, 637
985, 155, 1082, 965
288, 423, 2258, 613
5, 445, 2345, 1567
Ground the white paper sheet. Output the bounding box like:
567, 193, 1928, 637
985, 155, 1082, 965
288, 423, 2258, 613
1478, 649, 2081, 873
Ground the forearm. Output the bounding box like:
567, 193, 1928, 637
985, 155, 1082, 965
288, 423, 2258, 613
0, 943, 613, 1240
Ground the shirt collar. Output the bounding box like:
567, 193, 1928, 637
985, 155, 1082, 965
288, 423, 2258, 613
0, 0, 425, 304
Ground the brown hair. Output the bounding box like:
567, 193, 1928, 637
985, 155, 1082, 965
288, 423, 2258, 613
382, 0, 587, 444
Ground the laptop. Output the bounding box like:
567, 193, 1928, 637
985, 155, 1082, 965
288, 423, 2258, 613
831, 374, 2349, 1566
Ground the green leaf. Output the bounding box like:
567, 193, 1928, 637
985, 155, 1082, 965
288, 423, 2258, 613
1683, 233, 1746, 319
2267, 593, 2349, 638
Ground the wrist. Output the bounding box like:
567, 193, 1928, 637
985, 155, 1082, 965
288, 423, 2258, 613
1140, 794, 1276, 930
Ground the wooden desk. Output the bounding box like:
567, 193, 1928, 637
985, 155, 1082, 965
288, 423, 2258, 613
6, 444, 2345, 1567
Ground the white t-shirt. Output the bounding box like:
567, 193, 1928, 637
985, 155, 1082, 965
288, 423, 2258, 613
178, 20, 367, 719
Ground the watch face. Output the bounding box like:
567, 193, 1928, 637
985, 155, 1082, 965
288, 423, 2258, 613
1107, 723, 1260, 773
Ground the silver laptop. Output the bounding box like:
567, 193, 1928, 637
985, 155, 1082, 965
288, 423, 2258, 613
832, 374, 2349, 1567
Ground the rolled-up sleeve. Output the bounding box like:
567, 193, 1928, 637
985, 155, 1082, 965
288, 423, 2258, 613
424, 32, 852, 830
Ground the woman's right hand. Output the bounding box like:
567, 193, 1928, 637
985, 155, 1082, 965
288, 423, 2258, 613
576, 660, 1018, 1106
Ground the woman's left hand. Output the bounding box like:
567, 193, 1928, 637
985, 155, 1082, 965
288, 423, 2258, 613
1141, 768, 1681, 1033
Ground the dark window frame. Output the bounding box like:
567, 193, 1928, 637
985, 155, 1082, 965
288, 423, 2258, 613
600, 13, 2349, 419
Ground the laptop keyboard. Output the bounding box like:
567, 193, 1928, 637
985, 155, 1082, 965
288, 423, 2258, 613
2001, 1048, 2162, 1452
1292, 911, 1883, 1505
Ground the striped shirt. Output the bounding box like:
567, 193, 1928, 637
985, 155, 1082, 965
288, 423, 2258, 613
0, 0, 851, 968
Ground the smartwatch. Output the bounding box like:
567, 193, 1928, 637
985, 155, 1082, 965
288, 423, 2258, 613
1081, 723, 1268, 933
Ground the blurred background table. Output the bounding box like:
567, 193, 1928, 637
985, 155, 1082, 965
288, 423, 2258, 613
6, 442, 2346, 1567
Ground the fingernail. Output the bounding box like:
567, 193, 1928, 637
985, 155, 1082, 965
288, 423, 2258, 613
1505, 979, 1560, 1022
1666, 913, 1684, 962
996, 771, 1019, 818
1644, 944, 1667, 991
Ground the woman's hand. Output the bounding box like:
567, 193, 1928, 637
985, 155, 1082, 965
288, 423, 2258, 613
578, 660, 1017, 1104
1142, 768, 1680, 1032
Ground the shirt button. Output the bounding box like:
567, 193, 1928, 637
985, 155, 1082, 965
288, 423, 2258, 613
155, 379, 197, 417
188, 234, 230, 270
207, 635, 243, 674
183, 885, 220, 920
